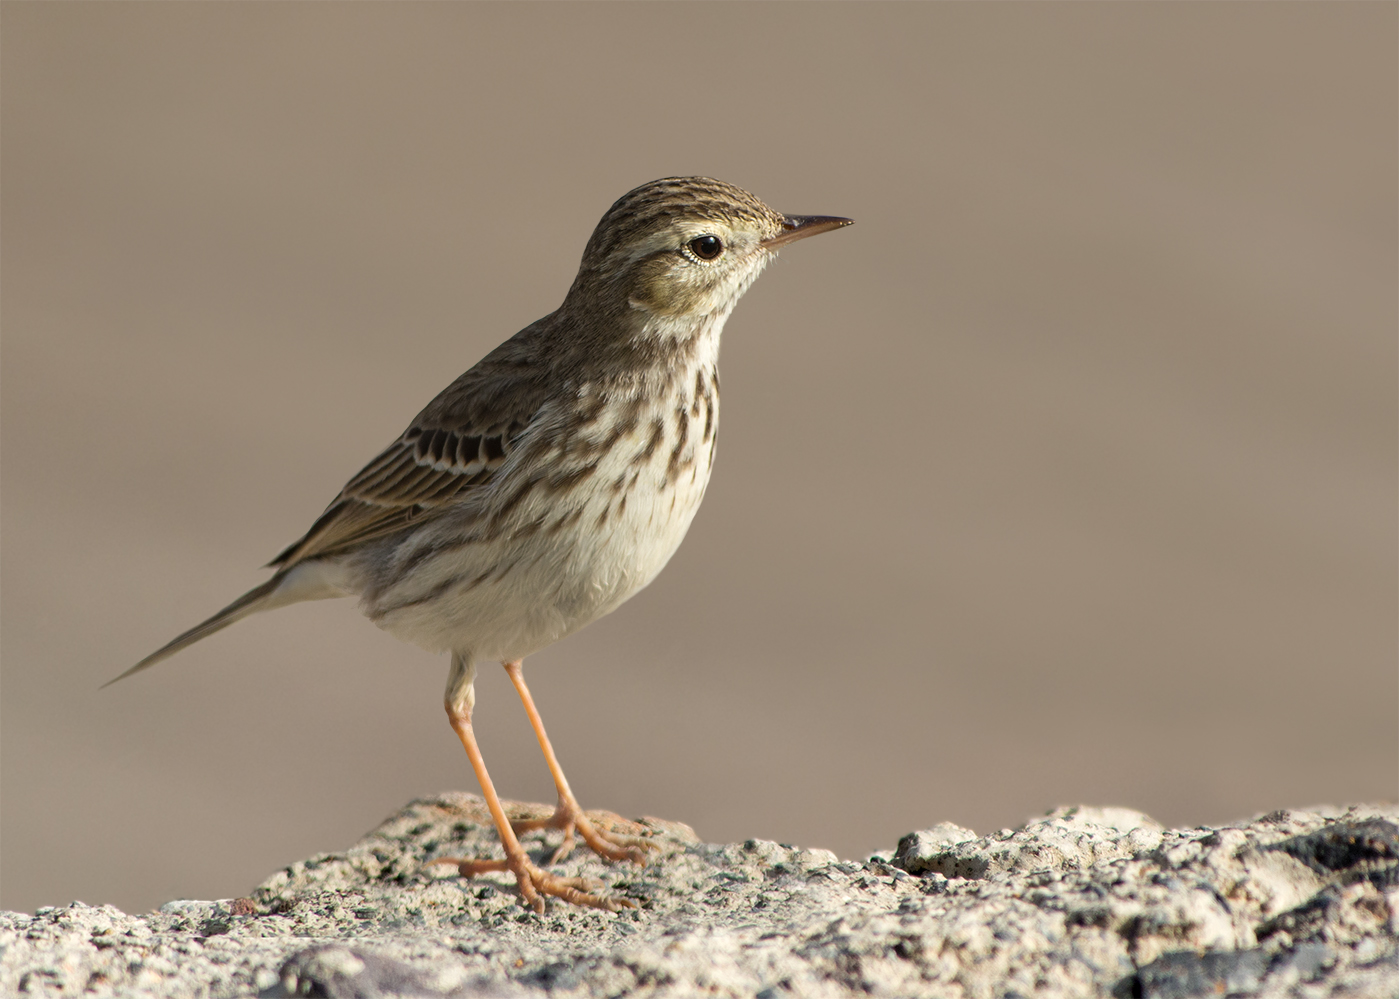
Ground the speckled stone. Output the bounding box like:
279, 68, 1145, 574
2, 794, 1396, 997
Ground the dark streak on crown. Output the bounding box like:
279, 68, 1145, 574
580, 177, 786, 266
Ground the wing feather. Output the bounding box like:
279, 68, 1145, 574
268, 324, 556, 568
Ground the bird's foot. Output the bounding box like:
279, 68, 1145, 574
511, 798, 656, 866
439, 854, 634, 913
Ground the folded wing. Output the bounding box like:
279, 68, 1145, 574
270, 336, 550, 568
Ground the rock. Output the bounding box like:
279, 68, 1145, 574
892, 806, 1164, 879
2, 793, 1396, 997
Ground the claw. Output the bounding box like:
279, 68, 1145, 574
547, 828, 578, 865
511, 799, 656, 866
435, 853, 634, 913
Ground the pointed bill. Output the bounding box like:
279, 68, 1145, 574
761, 214, 854, 249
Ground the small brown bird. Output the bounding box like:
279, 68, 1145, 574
110, 177, 851, 910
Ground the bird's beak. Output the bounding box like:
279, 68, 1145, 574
761, 215, 854, 249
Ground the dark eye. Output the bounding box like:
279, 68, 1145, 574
687, 235, 724, 260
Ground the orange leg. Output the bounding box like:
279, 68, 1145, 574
503, 660, 654, 865
430, 654, 632, 912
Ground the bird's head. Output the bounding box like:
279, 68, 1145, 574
567, 177, 851, 329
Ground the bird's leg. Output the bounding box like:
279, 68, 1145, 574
433, 653, 631, 912
502, 659, 654, 866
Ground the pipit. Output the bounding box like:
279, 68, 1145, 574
110, 177, 851, 911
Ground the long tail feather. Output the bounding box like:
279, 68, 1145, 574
103, 575, 285, 688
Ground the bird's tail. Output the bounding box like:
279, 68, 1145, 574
103, 563, 348, 688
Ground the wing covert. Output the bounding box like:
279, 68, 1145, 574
268, 330, 552, 568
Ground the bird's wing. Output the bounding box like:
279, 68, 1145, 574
269, 337, 551, 568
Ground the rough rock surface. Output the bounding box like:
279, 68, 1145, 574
3, 793, 1396, 997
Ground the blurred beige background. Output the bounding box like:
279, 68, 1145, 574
3, 4, 1394, 916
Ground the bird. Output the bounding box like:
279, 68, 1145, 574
108, 176, 852, 911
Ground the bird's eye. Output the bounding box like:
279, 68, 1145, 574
687, 235, 724, 260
